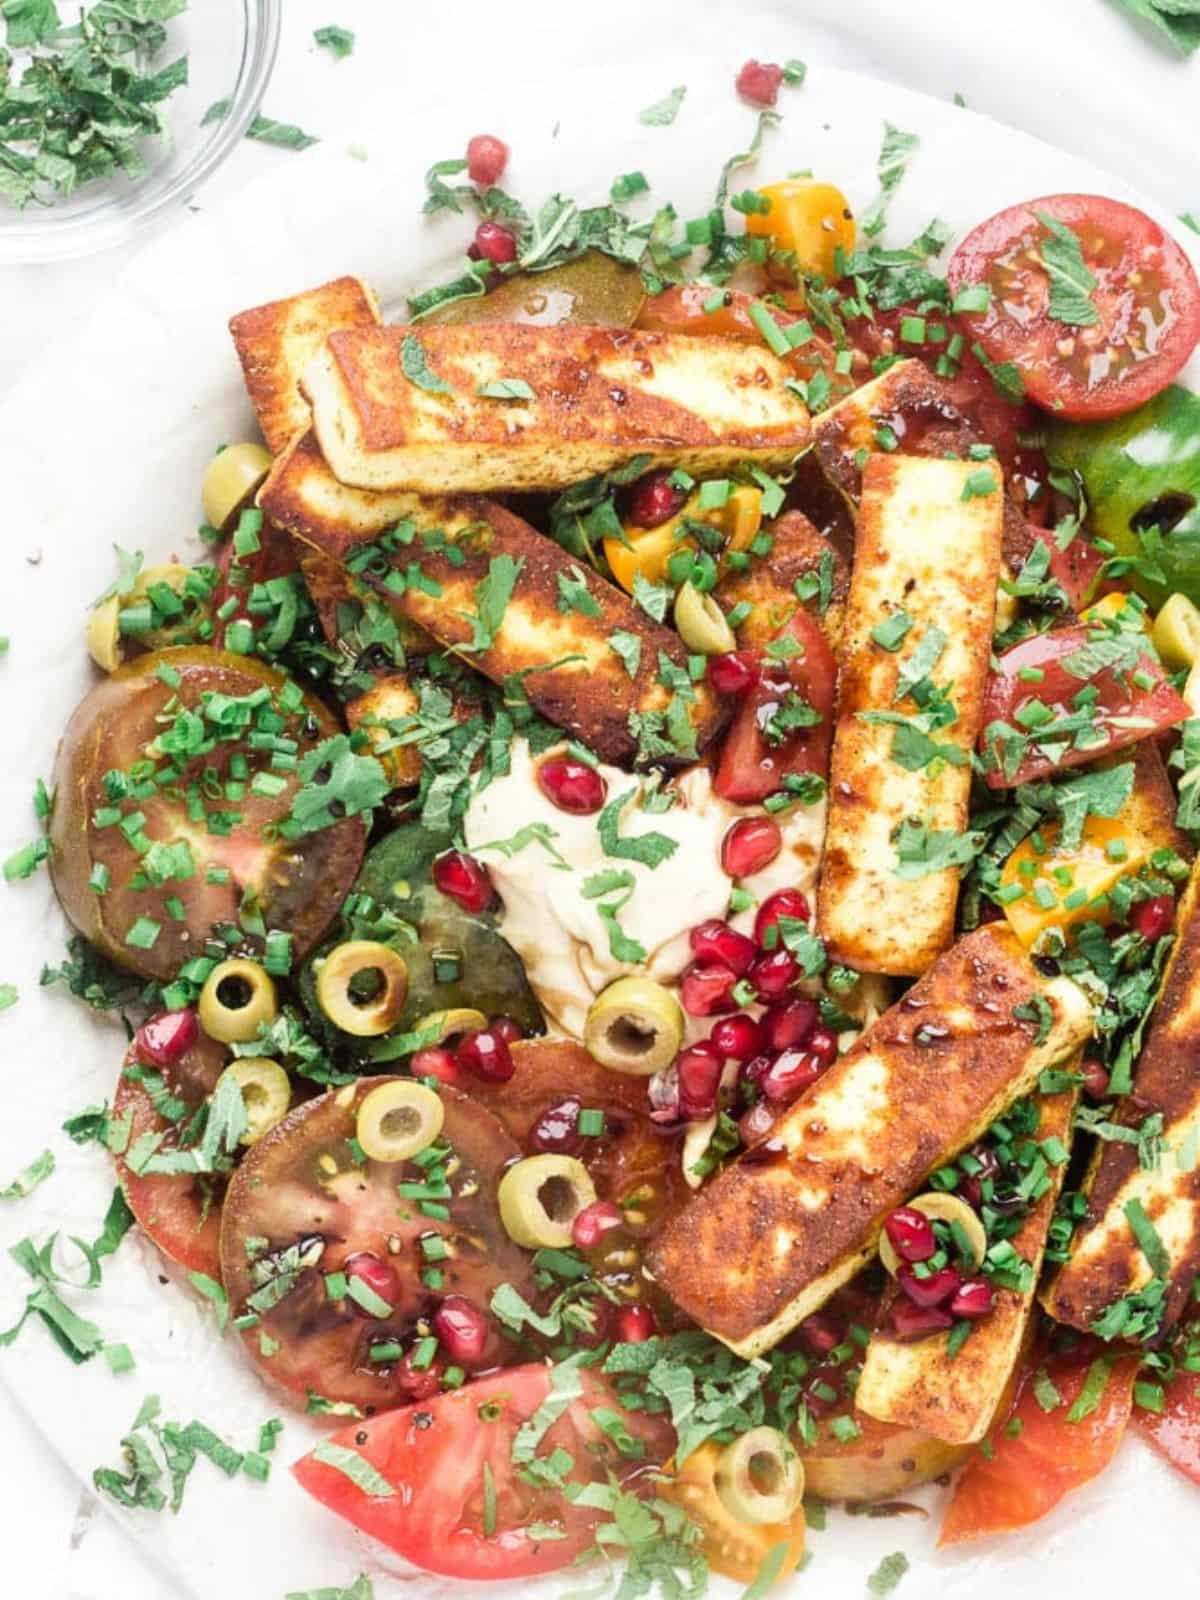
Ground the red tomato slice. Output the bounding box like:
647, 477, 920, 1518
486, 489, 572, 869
292, 1363, 674, 1579
948, 194, 1200, 421
714, 608, 837, 804
1134, 1358, 1200, 1486
979, 622, 1188, 787
939, 1344, 1140, 1544
113, 1033, 227, 1277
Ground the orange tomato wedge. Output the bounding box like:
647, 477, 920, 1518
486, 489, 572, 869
660, 1442, 805, 1586
744, 179, 857, 280
604, 485, 762, 595
939, 1343, 1140, 1545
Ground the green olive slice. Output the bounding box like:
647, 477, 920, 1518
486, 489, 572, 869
199, 958, 278, 1044
674, 581, 736, 655
86, 594, 124, 672
879, 1191, 988, 1276
497, 1154, 596, 1248
202, 442, 273, 532
715, 1426, 805, 1525
316, 940, 409, 1037
356, 1080, 444, 1162
218, 1057, 291, 1145
413, 1006, 489, 1044
584, 978, 684, 1077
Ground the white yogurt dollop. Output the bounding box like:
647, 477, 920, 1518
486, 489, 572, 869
463, 739, 826, 1040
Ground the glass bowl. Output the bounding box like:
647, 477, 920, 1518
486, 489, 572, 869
0, 0, 281, 265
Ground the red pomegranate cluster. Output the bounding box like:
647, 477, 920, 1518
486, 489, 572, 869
881, 1205, 995, 1339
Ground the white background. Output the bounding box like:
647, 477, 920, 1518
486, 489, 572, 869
2, 1, 1199, 1596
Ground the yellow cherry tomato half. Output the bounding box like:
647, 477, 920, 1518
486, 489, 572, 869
745, 180, 857, 280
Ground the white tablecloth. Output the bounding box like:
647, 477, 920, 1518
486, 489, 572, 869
2, 0, 1198, 1594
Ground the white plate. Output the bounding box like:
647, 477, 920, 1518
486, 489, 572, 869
2, 55, 1198, 1600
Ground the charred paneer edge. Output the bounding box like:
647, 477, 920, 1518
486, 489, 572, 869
260, 433, 726, 766
302, 324, 811, 494
1043, 855, 1200, 1337
713, 508, 849, 651
857, 1083, 1079, 1446
229, 275, 381, 455
810, 357, 1041, 577
646, 926, 1094, 1358
817, 453, 1004, 977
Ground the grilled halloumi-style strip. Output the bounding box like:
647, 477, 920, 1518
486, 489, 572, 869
302, 324, 811, 495
230, 275, 381, 454
1042, 856, 1200, 1338
645, 925, 1094, 1358
812, 359, 1039, 576
817, 453, 1004, 977
263, 435, 726, 766
713, 508, 849, 650
857, 1084, 1079, 1446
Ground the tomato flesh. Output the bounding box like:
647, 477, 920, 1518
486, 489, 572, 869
1134, 1341, 1200, 1486
949, 194, 1200, 421
940, 1342, 1139, 1543
292, 1364, 674, 1579
979, 622, 1188, 787
714, 608, 836, 803
113, 1033, 227, 1277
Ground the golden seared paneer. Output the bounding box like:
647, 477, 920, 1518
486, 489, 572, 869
645, 926, 1093, 1359
229, 275, 381, 454
1043, 855, 1200, 1339
817, 453, 1004, 977
302, 324, 811, 494
857, 1086, 1077, 1446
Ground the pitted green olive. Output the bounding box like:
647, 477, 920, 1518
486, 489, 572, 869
879, 1191, 988, 1277
497, 1154, 596, 1248
584, 977, 684, 1076
355, 1080, 444, 1162
315, 940, 409, 1037
1153, 592, 1200, 671
413, 1007, 488, 1044
202, 442, 273, 532
217, 1057, 291, 1145
674, 581, 736, 655
86, 595, 124, 672
86, 563, 208, 671
715, 1427, 805, 1525
199, 958, 278, 1044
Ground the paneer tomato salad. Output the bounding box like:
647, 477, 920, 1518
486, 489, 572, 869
16, 62, 1200, 1597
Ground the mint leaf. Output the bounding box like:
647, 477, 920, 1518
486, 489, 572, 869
1035, 211, 1100, 327
400, 333, 452, 395
639, 85, 686, 126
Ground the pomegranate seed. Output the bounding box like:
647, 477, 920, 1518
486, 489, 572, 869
396, 1348, 444, 1400
344, 1252, 399, 1314
798, 1310, 845, 1356
648, 1066, 681, 1125
473, 220, 517, 264
738, 1099, 776, 1145
432, 1295, 491, 1367
721, 816, 782, 879
572, 1200, 624, 1249
759, 1047, 822, 1105
807, 1025, 838, 1067
134, 1008, 198, 1067
754, 890, 811, 949
433, 850, 494, 913
680, 962, 739, 1017
897, 1264, 962, 1309
466, 133, 508, 186
949, 1278, 995, 1319
1080, 1058, 1110, 1101
490, 1015, 525, 1044
690, 919, 756, 976
529, 1096, 583, 1155
677, 1043, 724, 1119
1131, 894, 1174, 941
537, 755, 606, 814
627, 470, 687, 529
457, 1028, 514, 1082
883, 1207, 937, 1264
410, 1045, 465, 1088
709, 1012, 763, 1061
764, 999, 818, 1052
736, 59, 785, 107
748, 947, 798, 999
804, 1364, 843, 1416
707, 651, 761, 697
614, 1303, 657, 1343
888, 1298, 955, 1342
